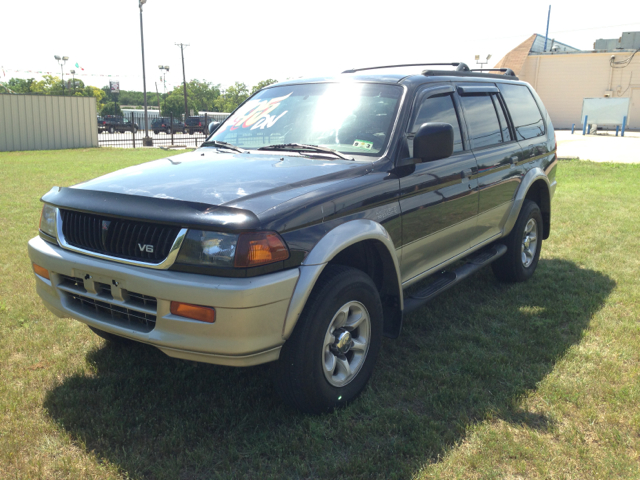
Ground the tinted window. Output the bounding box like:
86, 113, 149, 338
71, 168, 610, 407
498, 84, 545, 140
459, 94, 502, 149
492, 95, 512, 142
411, 94, 463, 152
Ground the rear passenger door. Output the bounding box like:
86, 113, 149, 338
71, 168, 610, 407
456, 84, 524, 245
398, 85, 479, 284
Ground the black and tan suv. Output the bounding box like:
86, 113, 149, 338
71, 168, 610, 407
29, 63, 557, 414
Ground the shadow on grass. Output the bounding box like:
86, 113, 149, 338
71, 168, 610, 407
43, 259, 614, 479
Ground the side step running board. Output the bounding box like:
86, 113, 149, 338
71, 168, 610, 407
403, 244, 507, 314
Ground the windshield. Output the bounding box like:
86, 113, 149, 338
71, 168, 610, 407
210, 83, 403, 157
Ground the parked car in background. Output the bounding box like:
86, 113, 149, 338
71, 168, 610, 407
99, 116, 139, 134
184, 116, 207, 134
151, 117, 185, 134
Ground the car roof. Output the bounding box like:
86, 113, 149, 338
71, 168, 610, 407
270, 66, 524, 89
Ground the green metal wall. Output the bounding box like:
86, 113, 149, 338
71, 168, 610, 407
0, 94, 98, 152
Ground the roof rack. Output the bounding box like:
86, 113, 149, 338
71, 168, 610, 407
342, 62, 471, 74
469, 68, 517, 77
421, 69, 519, 81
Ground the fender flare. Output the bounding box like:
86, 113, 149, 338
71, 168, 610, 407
282, 219, 403, 339
503, 167, 555, 236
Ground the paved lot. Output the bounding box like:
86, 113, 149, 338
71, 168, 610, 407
556, 129, 640, 163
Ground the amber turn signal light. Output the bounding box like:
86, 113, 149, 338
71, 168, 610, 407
170, 301, 216, 323
32, 263, 50, 280
234, 232, 289, 268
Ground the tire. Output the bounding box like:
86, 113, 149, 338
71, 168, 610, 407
133, 127, 138, 134
273, 265, 383, 414
166, 128, 172, 134
154, 130, 159, 135
88, 326, 134, 346
109, 126, 115, 134
184, 128, 189, 134
492, 199, 543, 283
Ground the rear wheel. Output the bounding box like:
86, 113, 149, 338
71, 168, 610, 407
153, 130, 159, 134
166, 127, 172, 134
273, 265, 383, 414
492, 199, 543, 282
133, 127, 138, 134
108, 126, 115, 134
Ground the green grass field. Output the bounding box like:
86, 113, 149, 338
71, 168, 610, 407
1, 149, 639, 479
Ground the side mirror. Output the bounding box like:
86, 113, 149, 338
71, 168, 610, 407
208, 121, 221, 135
413, 122, 454, 162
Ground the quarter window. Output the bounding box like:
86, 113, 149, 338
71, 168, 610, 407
498, 84, 545, 140
411, 94, 463, 153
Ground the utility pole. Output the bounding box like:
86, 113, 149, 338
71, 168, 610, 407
139, 0, 152, 146
175, 43, 189, 120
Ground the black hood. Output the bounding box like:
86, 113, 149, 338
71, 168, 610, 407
74, 149, 365, 215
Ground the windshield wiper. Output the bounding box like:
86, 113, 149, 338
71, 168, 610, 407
200, 141, 247, 153
257, 143, 354, 161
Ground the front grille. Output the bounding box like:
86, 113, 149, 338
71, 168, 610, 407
58, 273, 157, 332
60, 209, 180, 263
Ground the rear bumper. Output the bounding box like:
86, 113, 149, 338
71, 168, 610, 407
28, 236, 300, 366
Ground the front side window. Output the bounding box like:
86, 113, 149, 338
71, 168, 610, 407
410, 93, 463, 153
211, 83, 403, 157
498, 83, 545, 140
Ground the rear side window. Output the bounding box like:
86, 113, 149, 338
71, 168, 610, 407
411, 94, 463, 153
459, 94, 503, 149
498, 84, 545, 140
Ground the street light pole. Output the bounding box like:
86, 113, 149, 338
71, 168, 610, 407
54, 55, 69, 95
474, 54, 492, 71
158, 65, 169, 114
139, 0, 152, 146
70, 69, 76, 94
175, 43, 189, 120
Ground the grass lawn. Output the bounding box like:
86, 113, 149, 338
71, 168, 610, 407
1, 149, 639, 479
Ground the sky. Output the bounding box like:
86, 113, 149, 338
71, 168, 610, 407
2, 0, 640, 94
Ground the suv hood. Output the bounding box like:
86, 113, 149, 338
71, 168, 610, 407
73, 149, 365, 215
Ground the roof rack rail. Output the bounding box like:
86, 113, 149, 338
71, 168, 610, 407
469, 68, 517, 77
421, 69, 520, 81
342, 62, 470, 74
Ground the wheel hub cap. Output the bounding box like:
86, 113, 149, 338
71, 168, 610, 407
322, 301, 371, 387
521, 218, 538, 268
332, 330, 353, 355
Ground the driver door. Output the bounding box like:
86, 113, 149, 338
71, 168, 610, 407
398, 85, 479, 285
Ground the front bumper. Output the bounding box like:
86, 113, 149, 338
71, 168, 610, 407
28, 236, 300, 366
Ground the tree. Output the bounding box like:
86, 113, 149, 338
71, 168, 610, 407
100, 102, 123, 116
251, 79, 278, 95
161, 90, 197, 118
187, 79, 221, 112
214, 82, 249, 113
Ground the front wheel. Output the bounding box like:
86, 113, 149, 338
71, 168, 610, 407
273, 265, 383, 414
108, 126, 115, 134
166, 128, 172, 134
132, 127, 138, 134
492, 199, 543, 282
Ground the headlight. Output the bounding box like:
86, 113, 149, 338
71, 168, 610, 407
175, 230, 289, 268
39, 204, 58, 238
176, 230, 238, 267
